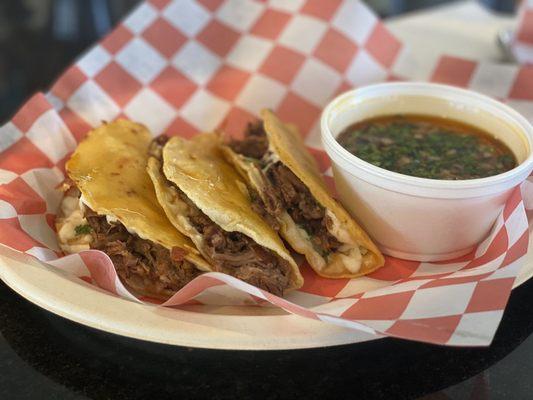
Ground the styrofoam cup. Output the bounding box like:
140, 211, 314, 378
321, 82, 533, 261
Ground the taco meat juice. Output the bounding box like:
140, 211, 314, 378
336, 115, 517, 180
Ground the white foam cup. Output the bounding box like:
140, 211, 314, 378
321, 82, 533, 261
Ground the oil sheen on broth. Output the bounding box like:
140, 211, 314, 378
336, 115, 517, 180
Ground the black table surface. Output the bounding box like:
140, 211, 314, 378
2, 276, 533, 400
1, 1, 529, 399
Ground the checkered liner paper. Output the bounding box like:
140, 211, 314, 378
513, 0, 533, 64
2, 0, 533, 347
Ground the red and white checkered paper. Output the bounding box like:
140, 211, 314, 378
1, 0, 533, 346
513, 0, 533, 64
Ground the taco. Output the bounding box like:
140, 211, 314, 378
222, 109, 385, 279
146, 133, 303, 296
56, 120, 211, 299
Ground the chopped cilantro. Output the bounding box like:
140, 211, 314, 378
75, 224, 92, 235
337, 115, 517, 180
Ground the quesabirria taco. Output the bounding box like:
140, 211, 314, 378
57, 120, 211, 299
146, 133, 303, 296
222, 109, 384, 279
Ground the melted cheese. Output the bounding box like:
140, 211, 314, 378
56, 194, 92, 253
325, 210, 362, 274
279, 212, 326, 270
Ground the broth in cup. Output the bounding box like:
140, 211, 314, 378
337, 114, 517, 180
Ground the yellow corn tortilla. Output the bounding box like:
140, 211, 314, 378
150, 133, 303, 291
65, 120, 212, 277
223, 109, 384, 279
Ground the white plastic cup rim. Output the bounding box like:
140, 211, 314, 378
321, 82, 533, 199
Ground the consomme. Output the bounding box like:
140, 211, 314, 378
336, 115, 517, 180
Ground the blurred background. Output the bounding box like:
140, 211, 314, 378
0, 0, 518, 124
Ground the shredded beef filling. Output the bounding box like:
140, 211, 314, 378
150, 136, 292, 296
266, 163, 341, 255
85, 209, 201, 296
229, 122, 283, 230
230, 123, 341, 256
148, 134, 169, 160
229, 122, 269, 159
249, 187, 281, 231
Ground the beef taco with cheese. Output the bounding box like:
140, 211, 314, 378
221, 109, 384, 279
56, 120, 212, 299
146, 133, 303, 296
